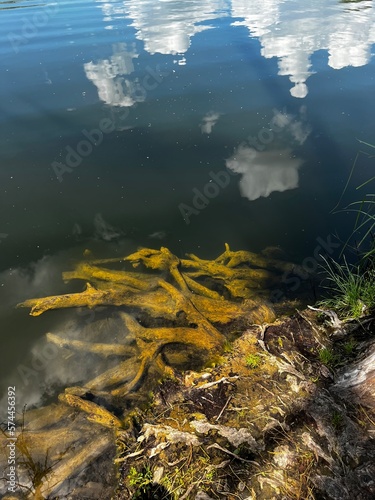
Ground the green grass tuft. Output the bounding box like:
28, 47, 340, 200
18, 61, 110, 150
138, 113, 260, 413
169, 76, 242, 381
318, 347, 337, 367
318, 255, 375, 319
128, 466, 153, 497
342, 338, 357, 355
245, 353, 261, 369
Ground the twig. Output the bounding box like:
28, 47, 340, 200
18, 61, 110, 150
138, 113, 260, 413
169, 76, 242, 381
215, 395, 232, 422
167, 457, 187, 467
257, 383, 275, 397
307, 305, 341, 329
180, 483, 195, 499
257, 339, 268, 352
207, 443, 259, 465
114, 449, 144, 463
197, 376, 239, 390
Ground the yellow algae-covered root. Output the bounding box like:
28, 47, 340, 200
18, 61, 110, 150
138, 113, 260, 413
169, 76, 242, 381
18, 285, 177, 319
39, 433, 112, 499
182, 272, 222, 300
124, 246, 178, 271
157, 280, 224, 346
120, 311, 223, 356
17, 245, 286, 396
85, 357, 139, 391
182, 252, 279, 289
215, 242, 300, 274
1, 407, 113, 500
125, 246, 193, 294
62, 263, 157, 291
16, 245, 282, 404
104, 311, 225, 397
58, 392, 123, 429
46, 332, 136, 358
18, 282, 110, 316
18, 245, 282, 325
189, 293, 275, 325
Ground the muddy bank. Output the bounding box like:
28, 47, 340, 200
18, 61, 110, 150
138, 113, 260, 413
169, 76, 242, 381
115, 309, 375, 500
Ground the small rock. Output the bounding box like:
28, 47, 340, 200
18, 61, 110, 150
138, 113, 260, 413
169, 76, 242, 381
273, 444, 297, 468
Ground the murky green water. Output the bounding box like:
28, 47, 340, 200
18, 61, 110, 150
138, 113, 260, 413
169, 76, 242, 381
1, 0, 375, 417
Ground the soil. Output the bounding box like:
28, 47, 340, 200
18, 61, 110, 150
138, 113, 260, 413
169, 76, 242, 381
114, 309, 375, 500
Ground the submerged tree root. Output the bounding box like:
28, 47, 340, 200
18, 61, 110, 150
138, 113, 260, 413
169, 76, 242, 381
3, 245, 300, 498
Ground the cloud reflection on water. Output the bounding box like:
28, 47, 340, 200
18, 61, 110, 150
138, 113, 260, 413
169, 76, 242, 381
200, 111, 221, 134
226, 106, 310, 200
84, 42, 140, 107
93, 0, 375, 100
96, 0, 228, 55
231, 0, 375, 98
227, 146, 302, 200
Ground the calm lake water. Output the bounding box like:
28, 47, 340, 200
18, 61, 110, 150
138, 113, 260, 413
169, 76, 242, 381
1, 0, 375, 411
